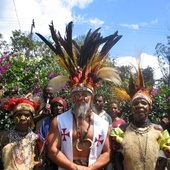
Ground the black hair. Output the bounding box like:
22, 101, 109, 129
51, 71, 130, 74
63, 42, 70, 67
42, 85, 54, 99
108, 100, 120, 110
94, 93, 106, 102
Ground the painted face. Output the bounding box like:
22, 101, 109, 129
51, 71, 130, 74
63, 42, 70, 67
132, 98, 150, 122
14, 110, 33, 131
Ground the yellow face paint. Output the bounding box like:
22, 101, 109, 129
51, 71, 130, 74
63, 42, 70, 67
26, 117, 31, 123
14, 116, 20, 123
14, 114, 31, 123
20, 114, 26, 120
132, 98, 150, 116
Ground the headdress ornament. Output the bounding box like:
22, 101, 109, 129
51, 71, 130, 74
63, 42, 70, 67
129, 65, 152, 106
36, 21, 122, 94
3, 97, 40, 115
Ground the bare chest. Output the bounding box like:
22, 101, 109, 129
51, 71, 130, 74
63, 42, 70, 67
72, 118, 94, 161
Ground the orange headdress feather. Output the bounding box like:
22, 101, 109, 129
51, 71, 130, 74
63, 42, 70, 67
129, 65, 152, 106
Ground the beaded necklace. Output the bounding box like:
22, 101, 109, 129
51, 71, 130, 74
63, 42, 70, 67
8, 128, 37, 169
130, 123, 151, 135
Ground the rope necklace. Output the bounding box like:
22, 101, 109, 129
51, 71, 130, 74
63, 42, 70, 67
130, 123, 151, 170
137, 133, 148, 170
72, 113, 92, 151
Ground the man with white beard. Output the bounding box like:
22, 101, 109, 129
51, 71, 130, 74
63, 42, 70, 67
36, 21, 122, 169
47, 87, 111, 169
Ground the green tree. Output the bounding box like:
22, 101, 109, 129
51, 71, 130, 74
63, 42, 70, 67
9, 30, 54, 58
0, 30, 170, 130
143, 66, 154, 87
10, 30, 30, 54
0, 33, 8, 53
155, 36, 170, 87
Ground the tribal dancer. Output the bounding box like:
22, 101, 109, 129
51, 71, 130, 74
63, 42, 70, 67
0, 97, 42, 170
110, 65, 170, 170
36, 21, 122, 169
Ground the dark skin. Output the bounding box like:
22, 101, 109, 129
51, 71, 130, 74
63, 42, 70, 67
51, 102, 65, 117
113, 98, 166, 170
39, 102, 65, 170
108, 102, 120, 120
0, 110, 40, 170
93, 95, 105, 114
34, 86, 55, 123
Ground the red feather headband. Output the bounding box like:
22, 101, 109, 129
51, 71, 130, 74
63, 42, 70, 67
3, 97, 40, 115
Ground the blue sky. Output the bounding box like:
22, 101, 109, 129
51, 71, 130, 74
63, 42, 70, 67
0, 0, 169, 78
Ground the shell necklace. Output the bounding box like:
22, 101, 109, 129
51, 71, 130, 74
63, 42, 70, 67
73, 113, 93, 151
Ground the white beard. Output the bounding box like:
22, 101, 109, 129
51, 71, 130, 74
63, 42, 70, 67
73, 101, 91, 120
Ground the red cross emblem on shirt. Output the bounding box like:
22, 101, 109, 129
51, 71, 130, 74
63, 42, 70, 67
61, 128, 70, 141
95, 134, 104, 146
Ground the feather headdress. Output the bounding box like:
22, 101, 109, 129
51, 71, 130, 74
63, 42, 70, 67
36, 21, 122, 93
112, 59, 152, 106
129, 64, 152, 106
3, 97, 39, 129
3, 97, 40, 115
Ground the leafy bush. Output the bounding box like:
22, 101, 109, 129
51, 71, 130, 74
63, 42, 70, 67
0, 51, 67, 130
0, 51, 169, 130
118, 86, 170, 124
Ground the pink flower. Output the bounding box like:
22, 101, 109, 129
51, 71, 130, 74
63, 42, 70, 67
0, 66, 5, 74
48, 72, 57, 78
13, 86, 19, 92
151, 88, 160, 96
4, 64, 11, 70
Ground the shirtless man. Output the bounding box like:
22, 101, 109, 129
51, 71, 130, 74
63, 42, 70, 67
47, 89, 111, 170
36, 21, 122, 170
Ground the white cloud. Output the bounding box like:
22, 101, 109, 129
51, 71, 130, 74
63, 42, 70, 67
119, 23, 139, 30
119, 18, 158, 30
0, 0, 94, 40
140, 22, 148, 27
115, 53, 164, 80
62, 0, 94, 9
89, 18, 104, 28
151, 18, 158, 24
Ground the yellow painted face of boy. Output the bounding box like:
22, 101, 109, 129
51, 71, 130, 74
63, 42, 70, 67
14, 110, 34, 130
14, 114, 31, 123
